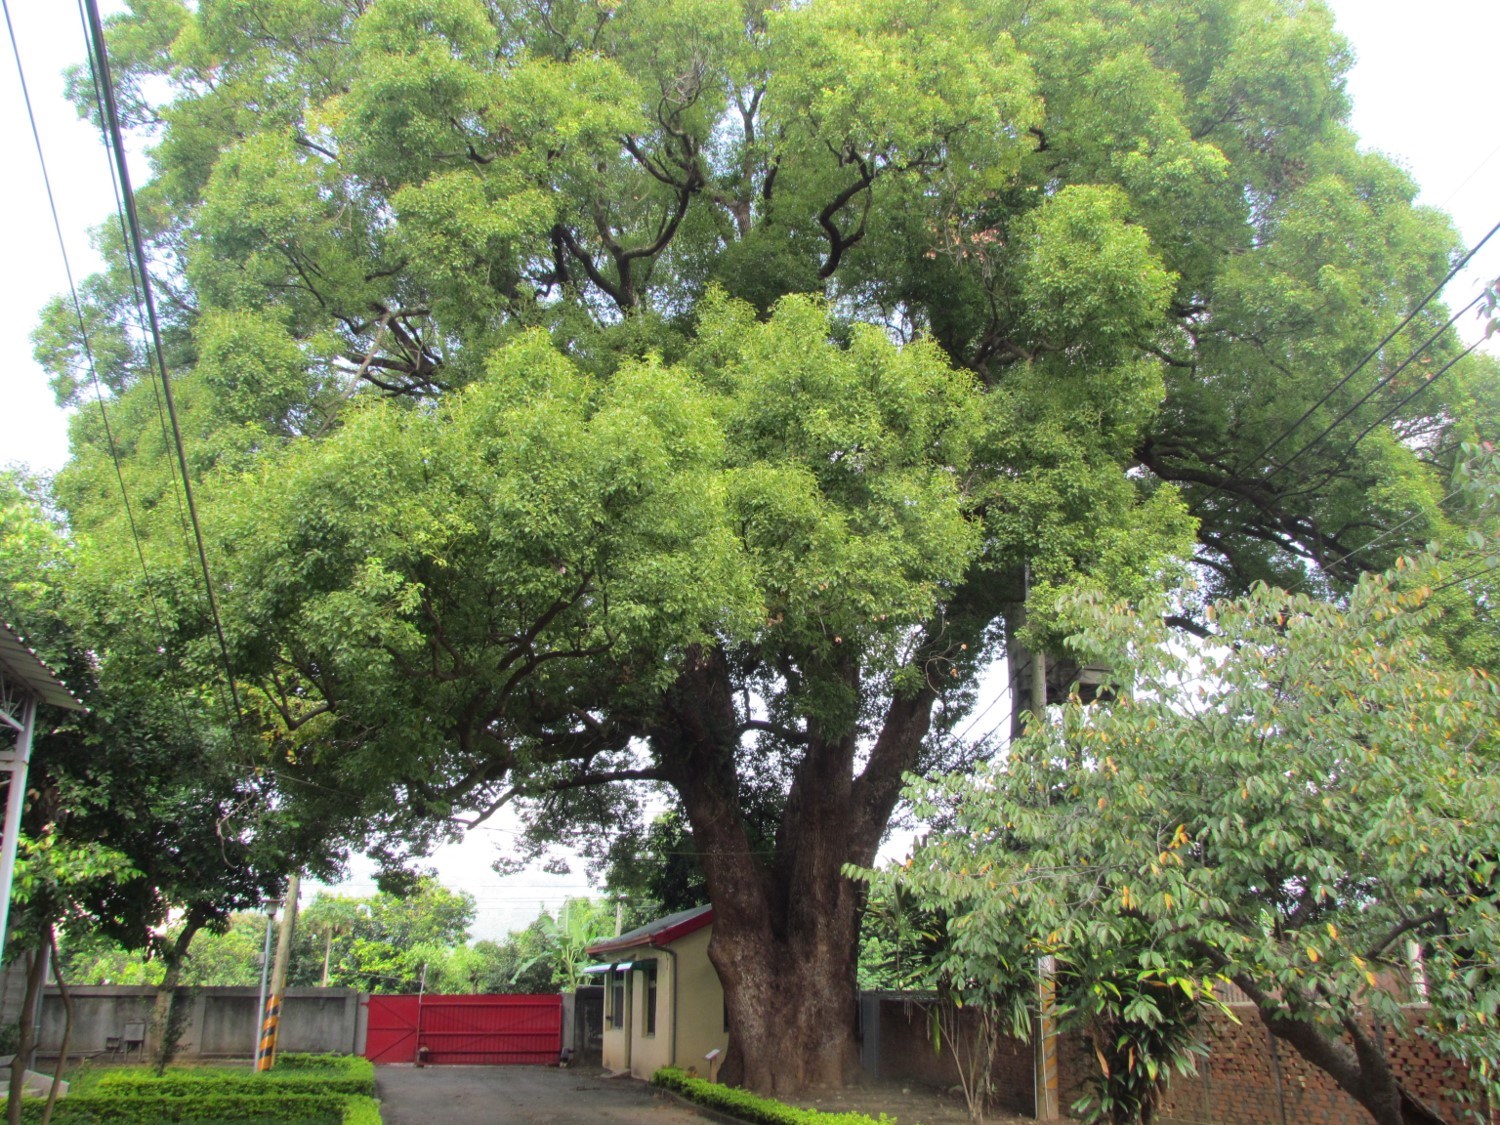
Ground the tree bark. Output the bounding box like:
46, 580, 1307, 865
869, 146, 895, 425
149, 916, 204, 1075
1229, 971, 1450, 1125
651, 644, 937, 1093
7, 938, 50, 1125
40, 928, 70, 1125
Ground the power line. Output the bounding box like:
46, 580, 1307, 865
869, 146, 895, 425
74, 0, 196, 565
3, 0, 178, 677
81, 0, 243, 723
1340, 339, 1481, 455
1431, 558, 1500, 596
1284, 482, 1469, 597
1192, 218, 1500, 514
1435, 140, 1500, 211
1258, 293, 1484, 484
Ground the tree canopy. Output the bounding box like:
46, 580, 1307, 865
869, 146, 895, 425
36, 0, 1500, 1092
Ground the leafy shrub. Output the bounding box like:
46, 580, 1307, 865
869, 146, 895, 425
7, 1059, 384, 1123
339, 1096, 383, 1125
274, 1054, 375, 1078
96, 1055, 375, 1097
7, 1092, 351, 1122
651, 1067, 894, 1125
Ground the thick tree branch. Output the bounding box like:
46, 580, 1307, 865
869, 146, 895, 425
816, 153, 876, 279
1363, 909, 1445, 962
739, 718, 808, 745
554, 222, 624, 305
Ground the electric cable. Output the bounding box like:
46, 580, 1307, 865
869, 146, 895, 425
1430, 558, 1500, 596
81, 0, 244, 723
1435, 139, 1500, 211
74, 0, 196, 565
1191, 218, 1500, 514
1339, 339, 1481, 456
1258, 293, 1483, 483
1282, 481, 1469, 597
3, 0, 178, 677
947, 678, 1009, 746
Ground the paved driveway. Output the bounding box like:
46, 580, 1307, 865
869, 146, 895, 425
375, 1065, 709, 1125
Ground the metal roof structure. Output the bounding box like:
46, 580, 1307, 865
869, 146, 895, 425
0, 619, 84, 968
0, 621, 84, 712
586, 903, 713, 957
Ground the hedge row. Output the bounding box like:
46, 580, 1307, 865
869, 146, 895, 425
96, 1057, 375, 1098
8, 1092, 361, 1123
3, 1056, 382, 1123
267, 1055, 377, 1086
650, 1068, 895, 1125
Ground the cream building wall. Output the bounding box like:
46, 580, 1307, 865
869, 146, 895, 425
596, 924, 729, 1080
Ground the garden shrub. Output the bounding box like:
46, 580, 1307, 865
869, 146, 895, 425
6, 1058, 383, 1123
339, 1095, 383, 1125
7, 1092, 351, 1122
96, 1055, 375, 1097
272, 1055, 376, 1079
651, 1067, 894, 1125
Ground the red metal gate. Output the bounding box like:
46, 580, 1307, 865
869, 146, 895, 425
364, 994, 562, 1065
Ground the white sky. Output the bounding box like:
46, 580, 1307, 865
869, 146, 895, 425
2, 0, 1498, 940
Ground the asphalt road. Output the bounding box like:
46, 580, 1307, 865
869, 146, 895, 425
374, 1065, 711, 1125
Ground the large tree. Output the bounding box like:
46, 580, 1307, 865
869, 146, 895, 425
41, 0, 1500, 1091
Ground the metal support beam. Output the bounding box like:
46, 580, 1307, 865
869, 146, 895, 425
0, 690, 38, 968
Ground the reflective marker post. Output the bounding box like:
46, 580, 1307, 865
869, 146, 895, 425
256, 875, 300, 1071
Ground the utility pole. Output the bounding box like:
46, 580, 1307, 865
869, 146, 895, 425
1029, 642, 1061, 1121
253, 903, 277, 1059
256, 874, 300, 1071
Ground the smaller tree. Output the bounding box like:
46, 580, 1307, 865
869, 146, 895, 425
318, 880, 476, 993
887, 566, 1500, 1125
300, 896, 366, 988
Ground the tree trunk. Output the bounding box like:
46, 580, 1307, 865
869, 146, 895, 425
653, 644, 938, 1094
7, 941, 49, 1125
1230, 971, 1450, 1125
149, 918, 204, 1075
40, 928, 70, 1125
711, 907, 863, 1092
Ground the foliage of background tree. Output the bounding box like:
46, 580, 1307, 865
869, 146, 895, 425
38, 0, 1500, 1091
884, 563, 1500, 1125
0, 474, 337, 1074
62, 889, 618, 998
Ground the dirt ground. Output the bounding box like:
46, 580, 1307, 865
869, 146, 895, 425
374, 1064, 1035, 1125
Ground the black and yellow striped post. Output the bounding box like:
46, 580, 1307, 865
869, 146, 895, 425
256, 874, 300, 1072
255, 995, 281, 1071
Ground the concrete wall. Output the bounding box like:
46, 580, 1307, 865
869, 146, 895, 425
32, 986, 361, 1061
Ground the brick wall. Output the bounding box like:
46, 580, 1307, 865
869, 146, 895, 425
868, 993, 1488, 1123
1145, 1005, 1482, 1125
